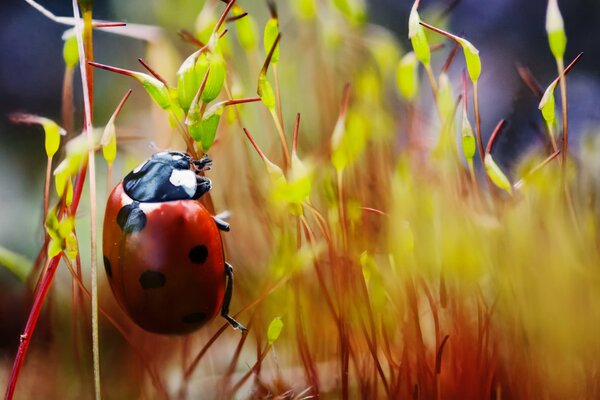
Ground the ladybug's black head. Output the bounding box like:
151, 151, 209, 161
123, 151, 212, 202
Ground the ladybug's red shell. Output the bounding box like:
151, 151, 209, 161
103, 182, 226, 335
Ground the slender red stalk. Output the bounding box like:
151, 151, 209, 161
178, 30, 205, 47
4, 256, 60, 400
485, 119, 506, 155
138, 58, 170, 88
223, 97, 262, 106
292, 113, 301, 154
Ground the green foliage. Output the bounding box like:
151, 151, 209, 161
258, 75, 276, 109
0, 247, 32, 282
267, 317, 284, 344
62, 34, 79, 68
396, 52, 419, 101
263, 18, 280, 65
408, 3, 431, 65
331, 110, 369, 172
234, 5, 258, 51
546, 0, 567, 59
485, 155, 513, 194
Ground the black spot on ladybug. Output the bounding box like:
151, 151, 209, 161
117, 202, 146, 233
139, 270, 166, 289
103, 256, 112, 278
182, 312, 207, 324
189, 245, 208, 264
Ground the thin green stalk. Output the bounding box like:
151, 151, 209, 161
72, 1, 101, 399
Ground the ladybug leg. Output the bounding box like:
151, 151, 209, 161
213, 216, 230, 232
192, 156, 212, 171
193, 176, 212, 199
222, 262, 246, 332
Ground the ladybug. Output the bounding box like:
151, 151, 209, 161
102, 151, 245, 334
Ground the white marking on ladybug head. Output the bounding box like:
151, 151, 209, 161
169, 169, 196, 198
171, 154, 183, 161
120, 191, 133, 207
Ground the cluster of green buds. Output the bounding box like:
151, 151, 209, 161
88, 0, 272, 157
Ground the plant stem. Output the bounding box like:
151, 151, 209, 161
72, 2, 101, 399
269, 107, 290, 170
472, 81, 485, 165
273, 64, 284, 131
556, 57, 568, 165
4, 257, 60, 400
62, 66, 75, 134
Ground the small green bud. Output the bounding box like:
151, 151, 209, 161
408, 2, 430, 65
177, 52, 201, 112
484, 154, 513, 194
257, 75, 276, 109
456, 38, 481, 83
267, 317, 284, 344
130, 72, 172, 110
234, 5, 258, 51
461, 109, 476, 160
546, 0, 567, 59
62, 33, 79, 68
396, 52, 419, 101
539, 81, 558, 123
264, 18, 280, 64
202, 53, 226, 104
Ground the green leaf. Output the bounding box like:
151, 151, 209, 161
408, 3, 430, 65
546, 0, 567, 59
48, 239, 62, 259
484, 154, 513, 194
267, 317, 284, 344
396, 52, 419, 101
62, 33, 79, 68
264, 18, 280, 64
0, 246, 32, 282
65, 232, 78, 261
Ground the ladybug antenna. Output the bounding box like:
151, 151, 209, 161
193, 156, 212, 171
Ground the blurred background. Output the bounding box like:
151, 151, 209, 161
1, 1, 600, 397
2, 0, 599, 261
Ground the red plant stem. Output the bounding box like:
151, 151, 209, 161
138, 58, 170, 88
92, 22, 126, 28
292, 113, 301, 154
485, 119, 506, 155
223, 97, 261, 106
178, 30, 205, 47
4, 256, 60, 400
213, 0, 236, 35
242, 127, 268, 161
